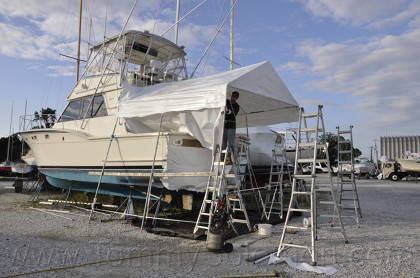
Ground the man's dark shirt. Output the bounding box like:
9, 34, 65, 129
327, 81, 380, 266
225, 99, 240, 129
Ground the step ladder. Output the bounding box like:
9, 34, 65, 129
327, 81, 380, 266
225, 184, 252, 234
193, 146, 226, 235
236, 136, 266, 217
336, 126, 362, 227
284, 128, 310, 205
277, 105, 348, 266
227, 139, 254, 232
193, 145, 251, 235
262, 139, 292, 220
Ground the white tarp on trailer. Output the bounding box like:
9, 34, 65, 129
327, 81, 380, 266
117, 61, 299, 149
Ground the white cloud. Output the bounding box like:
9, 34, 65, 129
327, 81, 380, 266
26, 61, 44, 70
0, 22, 56, 59
302, 0, 410, 27
369, 1, 420, 28
47, 65, 76, 77
293, 94, 338, 108
0, 0, 224, 73
276, 61, 309, 71
284, 24, 420, 137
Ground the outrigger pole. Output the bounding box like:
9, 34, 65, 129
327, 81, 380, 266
189, 0, 238, 78
76, 0, 82, 83
160, 0, 208, 37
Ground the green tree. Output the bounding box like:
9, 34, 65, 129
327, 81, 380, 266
0, 134, 29, 162
33, 108, 56, 129
319, 132, 362, 166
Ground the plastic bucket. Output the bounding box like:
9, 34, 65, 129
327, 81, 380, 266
303, 217, 311, 228
257, 224, 272, 236
207, 232, 223, 251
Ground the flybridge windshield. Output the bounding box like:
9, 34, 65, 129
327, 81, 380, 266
85, 30, 188, 86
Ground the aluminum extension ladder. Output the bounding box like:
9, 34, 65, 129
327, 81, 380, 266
236, 136, 267, 217
262, 140, 292, 220
277, 105, 348, 266
336, 126, 362, 227
193, 145, 251, 236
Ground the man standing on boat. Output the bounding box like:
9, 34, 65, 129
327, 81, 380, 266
222, 91, 240, 165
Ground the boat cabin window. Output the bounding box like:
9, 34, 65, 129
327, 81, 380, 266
60, 99, 81, 121
80, 95, 107, 118
59, 94, 107, 122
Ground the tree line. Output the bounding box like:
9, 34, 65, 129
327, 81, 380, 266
0, 108, 56, 162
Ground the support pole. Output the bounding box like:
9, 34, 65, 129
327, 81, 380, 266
89, 119, 118, 221
140, 114, 164, 231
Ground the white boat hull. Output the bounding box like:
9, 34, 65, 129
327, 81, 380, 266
21, 150, 36, 166
11, 162, 32, 175
19, 128, 212, 198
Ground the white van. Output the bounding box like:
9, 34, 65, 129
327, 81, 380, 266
302, 162, 330, 173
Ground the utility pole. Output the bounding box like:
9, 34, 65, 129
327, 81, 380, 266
372, 138, 380, 173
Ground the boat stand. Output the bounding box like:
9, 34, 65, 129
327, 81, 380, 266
24, 178, 41, 191
28, 179, 50, 202
53, 185, 77, 210
109, 186, 136, 222
144, 197, 168, 227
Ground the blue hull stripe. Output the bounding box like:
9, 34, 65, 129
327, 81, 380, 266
41, 169, 162, 199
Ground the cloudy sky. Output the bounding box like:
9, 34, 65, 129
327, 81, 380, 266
0, 0, 419, 159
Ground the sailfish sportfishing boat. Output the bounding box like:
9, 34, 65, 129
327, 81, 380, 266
18, 4, 299, 199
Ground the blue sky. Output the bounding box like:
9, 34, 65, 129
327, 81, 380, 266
1, 0, 420, 159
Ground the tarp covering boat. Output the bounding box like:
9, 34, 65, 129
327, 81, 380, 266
117, 61, 299, 149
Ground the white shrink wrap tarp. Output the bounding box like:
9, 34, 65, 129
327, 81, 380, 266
115, 61, 299, 191
117, 61, 299, 149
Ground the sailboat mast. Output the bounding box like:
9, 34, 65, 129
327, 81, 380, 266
174, 0, 180, 44
76, 0, 83, 83
21, 100, 27, 156
230, 0, 234, 70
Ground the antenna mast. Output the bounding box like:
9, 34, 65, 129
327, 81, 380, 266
76, 0, 82, 83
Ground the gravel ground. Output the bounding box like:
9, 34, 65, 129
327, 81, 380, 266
0, 178, 419, 277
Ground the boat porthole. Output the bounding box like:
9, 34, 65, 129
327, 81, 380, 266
62, 137, 65, 141
173, 139, 182, 145
45, 134, 49, 139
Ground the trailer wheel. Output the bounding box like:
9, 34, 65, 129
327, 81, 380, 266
390, 173, 399, 181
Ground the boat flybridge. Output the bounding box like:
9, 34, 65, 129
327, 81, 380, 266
59, 29, 188, 135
